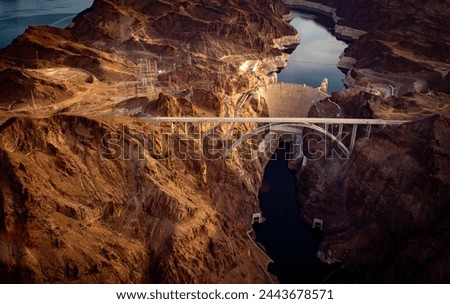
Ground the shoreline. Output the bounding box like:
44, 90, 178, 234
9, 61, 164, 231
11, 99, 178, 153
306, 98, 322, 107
281, 0, 362, 90
282, 0, 366, 42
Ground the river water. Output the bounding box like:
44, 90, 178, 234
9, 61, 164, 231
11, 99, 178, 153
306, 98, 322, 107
278, 10, 348, 93
0, 0, 93, 48
255, 11, 347, 283
255, 144, 335, 283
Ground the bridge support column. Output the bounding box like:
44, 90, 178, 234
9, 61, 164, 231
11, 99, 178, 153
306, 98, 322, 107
302, 155, 308, 168
349, 124, 358, 152
337, 124, 344, 141
366, 124, 372, 138
293, 133, 303, 160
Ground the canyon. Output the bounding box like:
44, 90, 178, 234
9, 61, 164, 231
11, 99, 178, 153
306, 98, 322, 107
0, 0, 449, 283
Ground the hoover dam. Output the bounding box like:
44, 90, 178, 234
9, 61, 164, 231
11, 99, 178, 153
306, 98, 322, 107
0, 0, 449, 285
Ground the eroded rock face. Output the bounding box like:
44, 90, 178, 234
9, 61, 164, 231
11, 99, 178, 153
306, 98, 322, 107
0, 114, 270, 283
0, 0, 296, 283
1, 0, 296, 63
260, 45, 446, 282
70, 0, 297, 57
299, 112, 450, 282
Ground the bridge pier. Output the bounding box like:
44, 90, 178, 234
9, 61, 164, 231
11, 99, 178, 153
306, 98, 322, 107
337, 124, 344, 141
349, 124, 358, 152
293, 133, 304, 160
302, 155, 308, 168
366, 124, 372, 138
137, 117, 409, 162
333, 123, 370, 153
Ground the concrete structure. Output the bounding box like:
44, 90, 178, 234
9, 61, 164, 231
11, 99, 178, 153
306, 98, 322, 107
140, 117, 410, 158
138, 82, 410, 159
312, 218, 324, 230
140, 117, 409, 125
259, 83, 328, 117
239, 60, 260, 73
252, 213, 264, 224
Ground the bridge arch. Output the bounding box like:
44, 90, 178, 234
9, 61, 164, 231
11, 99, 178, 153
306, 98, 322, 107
225, 122, 350, 157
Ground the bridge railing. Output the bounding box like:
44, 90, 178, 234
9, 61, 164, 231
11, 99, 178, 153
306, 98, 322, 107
139, 116, 410, 125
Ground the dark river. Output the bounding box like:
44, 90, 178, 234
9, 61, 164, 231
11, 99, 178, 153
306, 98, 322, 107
255, 144, 336, 283
255, 10, 347, 283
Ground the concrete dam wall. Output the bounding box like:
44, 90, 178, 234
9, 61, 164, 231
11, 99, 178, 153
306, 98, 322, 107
259, 83, 328, 117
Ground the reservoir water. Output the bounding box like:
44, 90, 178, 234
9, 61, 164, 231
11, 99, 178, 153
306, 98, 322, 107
0, 0, 93, 48
278, 10, 348, 93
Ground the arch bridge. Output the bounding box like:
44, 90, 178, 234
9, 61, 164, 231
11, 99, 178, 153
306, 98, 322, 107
139, 116, 410, 159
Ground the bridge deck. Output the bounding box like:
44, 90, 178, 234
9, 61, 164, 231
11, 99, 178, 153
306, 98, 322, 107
139, 116, 410, 125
